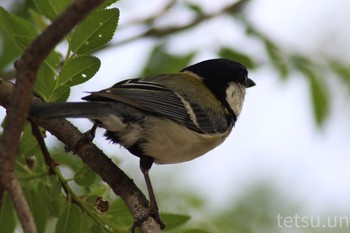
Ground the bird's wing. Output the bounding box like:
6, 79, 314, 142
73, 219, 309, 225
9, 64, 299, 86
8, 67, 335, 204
83, 78, 218, 133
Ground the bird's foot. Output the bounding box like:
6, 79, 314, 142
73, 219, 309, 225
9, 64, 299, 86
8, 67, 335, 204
69, 124, 97, 152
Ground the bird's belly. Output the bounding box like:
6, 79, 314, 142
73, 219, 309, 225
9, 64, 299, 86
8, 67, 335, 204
142, 118, 230, 164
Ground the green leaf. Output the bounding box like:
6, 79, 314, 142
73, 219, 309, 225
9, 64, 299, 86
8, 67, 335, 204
143, 44, 195, 76
34, 50, 62, 101
0, 6, 38, 51
218, 47, 256, 69
0, 31, 21, 71
48, 177, 66, 217
264, 39, 289, 79
329, 61, 350, 88
104, 198, 133, 231
55, 204, 83, 233
293, 56, 329, 126
180, 229, 211, 233
58, 55, 101, 87
19, 123, 40, 157
50, 85, 71, 102
89, 224, 107, 233
33, 0, 71, 21
0, 193, 16, 233
74, 163, 97, 186
29, 8, 49, 30
52, 151, 83, 171
308, 70, 329, 127
25, 188, 50, 233
98, 0, 119, 9
70, 8, 119, 54
160, 213, 191, 230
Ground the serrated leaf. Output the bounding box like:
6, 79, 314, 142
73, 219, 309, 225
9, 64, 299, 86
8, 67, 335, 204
70, 8, 119, 54
0, 193, 16, 233
104, 198, 133, 231
25, 188, 49, 233
19, 123, 41, 157
55, 204, 82, 233
33, 0, 71, 21
160, 213, 191, 230
0, 6, 38, 51
48, 177, 66, 217
58, 55, 100, 87
34, 50, 62, 101
74, 163, 97, 186
29, 8, 49, 30
49, 177, 63, 201
51, 85, 71, 102
218, 47, 255, 69
0, 31, 21, 71
52, 151, 83, 171
0, 7, 63, 103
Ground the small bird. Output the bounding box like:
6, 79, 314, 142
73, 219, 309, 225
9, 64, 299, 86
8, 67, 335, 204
29, 58, 255, 228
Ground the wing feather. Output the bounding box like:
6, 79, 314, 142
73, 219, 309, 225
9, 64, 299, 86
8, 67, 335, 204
83, 78, 221, 133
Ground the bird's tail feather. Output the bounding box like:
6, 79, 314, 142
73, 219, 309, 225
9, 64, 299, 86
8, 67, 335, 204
29, 102, 114, 119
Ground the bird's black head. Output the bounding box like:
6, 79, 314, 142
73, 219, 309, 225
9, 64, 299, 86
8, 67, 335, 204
181, 58, 254, 88
181, 58, 255, 118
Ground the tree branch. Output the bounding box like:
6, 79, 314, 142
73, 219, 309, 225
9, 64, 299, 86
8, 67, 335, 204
0, 1, 107, 233
110, 0, 248, 47
0, 78, 163, 232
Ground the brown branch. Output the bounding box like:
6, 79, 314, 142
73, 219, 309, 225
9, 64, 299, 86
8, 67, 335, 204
143, 0, 248, 37
0, 79, 163, 232
0, 1, 107, 233
119, 0, 176, 28
36, 119, 163, 232
109, 0, 248, 47
30, 122, 58, 176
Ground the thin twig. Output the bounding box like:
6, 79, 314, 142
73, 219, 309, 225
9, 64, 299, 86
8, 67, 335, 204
0, 1, 106, 233
111, 0, 248, 47
30, 121, 58, 176
119, 0, 176, 28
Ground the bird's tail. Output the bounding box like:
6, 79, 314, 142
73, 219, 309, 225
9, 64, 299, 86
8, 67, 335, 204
29, 102, 114, 119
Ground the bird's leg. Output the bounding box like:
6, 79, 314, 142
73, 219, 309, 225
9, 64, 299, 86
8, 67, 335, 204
132, 156, 165, 231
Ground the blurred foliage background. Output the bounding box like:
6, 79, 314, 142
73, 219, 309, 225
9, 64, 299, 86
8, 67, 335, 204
1, 0, 350, 232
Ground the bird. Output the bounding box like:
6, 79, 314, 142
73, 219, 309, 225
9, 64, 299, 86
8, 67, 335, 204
29, 58, 255, 229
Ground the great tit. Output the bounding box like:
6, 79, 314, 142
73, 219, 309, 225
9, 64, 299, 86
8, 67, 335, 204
29, 58, 255, 228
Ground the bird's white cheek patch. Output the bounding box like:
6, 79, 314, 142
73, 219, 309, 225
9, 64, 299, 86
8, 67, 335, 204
226, 83, 245, 116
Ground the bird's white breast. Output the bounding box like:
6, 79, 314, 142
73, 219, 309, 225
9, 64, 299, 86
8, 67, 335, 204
141, 117, 231, 164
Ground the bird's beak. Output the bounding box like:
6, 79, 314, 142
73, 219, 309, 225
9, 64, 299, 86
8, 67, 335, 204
244, 77, 256, 88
